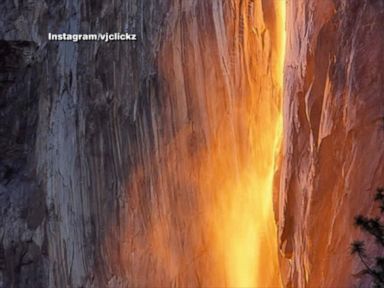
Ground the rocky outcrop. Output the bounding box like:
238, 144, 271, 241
279, 0, 384, 287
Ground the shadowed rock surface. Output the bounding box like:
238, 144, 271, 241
0, 1, 166, 286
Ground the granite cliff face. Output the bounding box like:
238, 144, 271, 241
0, 1, 167, 286
279, 0, 384, 287
1, 0, 283, 287
0, 0, 383, 287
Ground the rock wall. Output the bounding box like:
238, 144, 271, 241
0, 0, 168, 287
280, 0, 384, 287
0, 0, 283, 287
113, 0, 284, 286
2, 0, 383, 287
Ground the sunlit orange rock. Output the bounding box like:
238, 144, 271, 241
280, 0, 384, 287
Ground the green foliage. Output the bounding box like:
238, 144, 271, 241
351, 188, 384, 287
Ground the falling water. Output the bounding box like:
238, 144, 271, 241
115, 0, 287, 286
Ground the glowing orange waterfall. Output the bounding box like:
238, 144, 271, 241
118, 1, 287, 287
199, 1, 286, 286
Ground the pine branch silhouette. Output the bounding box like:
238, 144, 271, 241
352, 188, 384, 287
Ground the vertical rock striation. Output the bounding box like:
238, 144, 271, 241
0, 0, 169, 286
280, 0, 384, 287
110, 1, 284, 287
1, 0, 284, 287
3, 0, 382, 287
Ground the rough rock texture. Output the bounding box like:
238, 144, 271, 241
0, 0, 283, 287
279, 0, 384, 287
3, 0, 382, 287
0, 1, 166, 287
